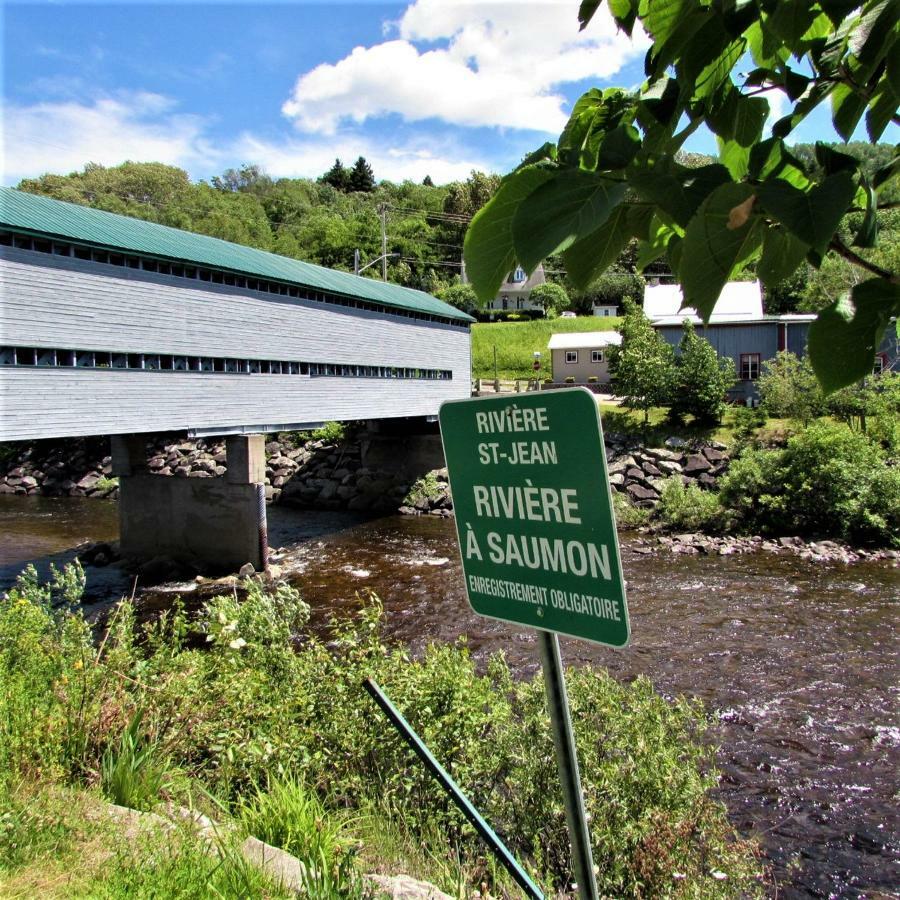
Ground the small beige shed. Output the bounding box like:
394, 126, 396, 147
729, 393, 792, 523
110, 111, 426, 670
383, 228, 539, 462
548, 331, 622, 384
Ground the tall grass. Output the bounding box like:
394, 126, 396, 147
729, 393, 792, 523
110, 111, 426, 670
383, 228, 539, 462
100, 708, 172, 812
472, 317, 620, 380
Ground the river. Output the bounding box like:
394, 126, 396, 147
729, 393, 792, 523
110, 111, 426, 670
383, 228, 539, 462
1, 495, 897, 898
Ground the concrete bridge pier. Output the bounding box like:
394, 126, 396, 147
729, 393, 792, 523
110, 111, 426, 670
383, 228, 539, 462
111, 433, 267, 575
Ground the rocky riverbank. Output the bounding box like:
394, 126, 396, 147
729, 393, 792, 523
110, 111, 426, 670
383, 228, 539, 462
0, 430, 732, 514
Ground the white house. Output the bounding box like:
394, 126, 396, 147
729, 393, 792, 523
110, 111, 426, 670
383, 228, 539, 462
487, 264, 547, 313
548, 331, 622, 384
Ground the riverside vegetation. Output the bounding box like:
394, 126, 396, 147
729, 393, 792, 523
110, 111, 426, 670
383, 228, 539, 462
1, 562, 763, 897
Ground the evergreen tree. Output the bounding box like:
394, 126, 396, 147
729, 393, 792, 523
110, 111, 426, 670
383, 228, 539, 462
320, 159, 350, 192
670, 321, 735, 423
348, 157, 376, 193
422, 175, 434, 187
608, 299, 676, 422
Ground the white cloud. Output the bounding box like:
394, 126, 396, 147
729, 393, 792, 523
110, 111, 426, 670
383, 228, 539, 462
2, 92, 216, 182
1, 92, 489, 186
282, 0, 647, 135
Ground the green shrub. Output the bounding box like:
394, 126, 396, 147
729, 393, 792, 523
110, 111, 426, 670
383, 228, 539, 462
1, 568, 762, 897
403, 471, 442, 508
757, 351, 824, 423
611, 492, 652, 528
720, 422, 900, 545
657, 477, 725, 532
564, 375, 575, 383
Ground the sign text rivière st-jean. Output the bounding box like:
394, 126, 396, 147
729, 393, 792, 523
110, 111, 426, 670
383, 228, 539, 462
439, 388, 629, 648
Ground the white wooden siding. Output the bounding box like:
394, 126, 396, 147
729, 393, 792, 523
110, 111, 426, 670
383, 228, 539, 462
0, 250, 471, 439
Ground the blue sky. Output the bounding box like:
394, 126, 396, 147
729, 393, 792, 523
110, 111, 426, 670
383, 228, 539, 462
2, 1, 895, 187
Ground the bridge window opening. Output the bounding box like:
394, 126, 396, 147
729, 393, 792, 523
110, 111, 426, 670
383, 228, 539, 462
127, 354, 143, 369
173, 356, 188, 371
159, 355, 173, 370
126, 256, 140, 268
144, 354, 161, 370
13, 236, 33, 250
224, 359, 238, 373
184, 266, 197, 278
72, 246, 92, 260
94, 352, 112, 368
0, 232, 11, 246
92, 250, 110, 265
158, 262, 172, 275
37, 349, 56, 366
249, 360, 261, 374
75, 350, 94, 367
0, 348, 14, 365
211, 271, 224, 284
58, 350, 75, 367
112, 354, 128, 369
199, 269, 212, 281
16, 346, 37, 366
33, 239, 52, 254
109, 253, 124, 267
171, 264, 184, 277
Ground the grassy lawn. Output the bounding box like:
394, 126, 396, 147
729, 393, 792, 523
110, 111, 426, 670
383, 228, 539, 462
472, 316, 620, 380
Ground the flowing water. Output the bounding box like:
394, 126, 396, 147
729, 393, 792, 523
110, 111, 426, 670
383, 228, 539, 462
1, 496, 898, 898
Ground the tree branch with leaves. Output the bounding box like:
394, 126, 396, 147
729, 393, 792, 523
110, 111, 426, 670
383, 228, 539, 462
464, 0, 899, 392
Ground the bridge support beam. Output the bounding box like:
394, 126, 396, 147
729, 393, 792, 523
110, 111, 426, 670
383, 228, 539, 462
112, 433, 267, 576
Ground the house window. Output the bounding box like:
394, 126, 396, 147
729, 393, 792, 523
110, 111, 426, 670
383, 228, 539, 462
565, 350, 578, 364
502, 294, 509, 309
513, 266, 525, 282
591, 350, 604, 363
739, 353, 761, 380
873, 354, 888, 375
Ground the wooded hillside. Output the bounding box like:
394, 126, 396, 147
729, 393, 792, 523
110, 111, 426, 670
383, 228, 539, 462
16, 143, 897, 316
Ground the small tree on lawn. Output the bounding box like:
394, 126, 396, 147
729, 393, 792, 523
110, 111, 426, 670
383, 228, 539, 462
758, 351, 825, 424
529, 282, 570, 318
671, 321, 735, 424
608, 298, 675, 422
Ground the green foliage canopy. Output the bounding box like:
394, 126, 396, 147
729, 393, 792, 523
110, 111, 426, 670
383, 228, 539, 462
463, 0, 900, 393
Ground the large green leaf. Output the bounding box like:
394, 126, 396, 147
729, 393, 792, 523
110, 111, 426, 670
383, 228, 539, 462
749, 138, 811, 189
462, 166, 555, 303
596, 124, 641, 170
756, 172, 856, 256
628, 158, 731, 227
853, 179, 879, 248
830, 83, 867, 140
757, 225, 809, 286
717, 137, 751, 179
635, 214, 680, 270
808, 278, 900, 392
708, 87, 769, 147
679, 182, 765, 320
511, 169, 627, 272
562, 204, 632, 288
866, 77, 899, 141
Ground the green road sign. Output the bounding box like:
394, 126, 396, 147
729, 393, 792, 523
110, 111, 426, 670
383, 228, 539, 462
439, 388, 629, 648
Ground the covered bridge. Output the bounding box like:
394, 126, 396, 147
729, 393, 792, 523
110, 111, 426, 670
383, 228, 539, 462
0, 187, 473, 441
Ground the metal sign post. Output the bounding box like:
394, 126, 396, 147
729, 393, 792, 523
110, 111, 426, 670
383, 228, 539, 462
439, 389, 629, 899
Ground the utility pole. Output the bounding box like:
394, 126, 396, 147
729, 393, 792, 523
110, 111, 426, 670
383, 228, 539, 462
353, 248, 360, 276
379, 203, 388, 281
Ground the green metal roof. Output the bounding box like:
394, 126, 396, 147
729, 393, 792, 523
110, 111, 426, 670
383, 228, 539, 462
0, 187, 473, 323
